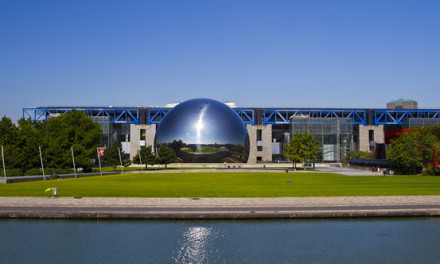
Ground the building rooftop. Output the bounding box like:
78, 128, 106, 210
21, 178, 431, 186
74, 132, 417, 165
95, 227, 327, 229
388, 99, 416, 103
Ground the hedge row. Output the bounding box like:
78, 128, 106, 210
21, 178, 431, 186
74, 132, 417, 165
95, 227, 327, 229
1, 168, 74, 177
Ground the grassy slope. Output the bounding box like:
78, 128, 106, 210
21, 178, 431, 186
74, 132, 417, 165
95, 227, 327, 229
1, 172, 440, 197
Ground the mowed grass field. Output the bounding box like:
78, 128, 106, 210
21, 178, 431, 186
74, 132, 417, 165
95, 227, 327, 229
1, 172, 440, 197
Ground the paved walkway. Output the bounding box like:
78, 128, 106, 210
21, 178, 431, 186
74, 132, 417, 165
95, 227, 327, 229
315, 166, 381, 176
1, 196, 440, 219
1, 166, 438, 219
3, 196, 440, 207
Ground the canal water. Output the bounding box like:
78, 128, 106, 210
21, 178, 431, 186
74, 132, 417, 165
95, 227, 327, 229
1, 218, 439, 263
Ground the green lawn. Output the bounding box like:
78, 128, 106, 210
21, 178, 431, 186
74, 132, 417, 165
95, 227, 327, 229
1, 172, 440, 197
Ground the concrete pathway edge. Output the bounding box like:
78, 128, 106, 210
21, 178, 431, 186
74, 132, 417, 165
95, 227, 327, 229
1, 196, 440, 219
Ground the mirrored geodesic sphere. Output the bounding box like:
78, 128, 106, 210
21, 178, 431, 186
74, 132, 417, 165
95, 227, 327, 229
155, 98, 249, 163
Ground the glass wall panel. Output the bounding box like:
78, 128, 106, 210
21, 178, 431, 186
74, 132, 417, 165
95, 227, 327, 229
92, 117, 131, 148
290, 118, 353, 163
408, 118, 440, 128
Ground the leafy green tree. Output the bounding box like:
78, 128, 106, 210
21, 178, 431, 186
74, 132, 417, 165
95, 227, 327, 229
283, 131, 321, 169
157, 146, 176, 168
388, 128, 440, 174
133, 145, 156, 169
301, 131, 321, 169
43, 110, 102, 172
12, 118, 42, 171
388, 131, 423, 174
0, 116, 18, 170
0, 117, 48, 174
424, 125, 440, 140
101, 141, 123, 171
0, 116, 17, 145
283, 132, 304, 169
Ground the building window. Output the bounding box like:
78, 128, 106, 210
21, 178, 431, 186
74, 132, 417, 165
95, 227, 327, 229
257, 146, 263, 151
140, 129, 146, 140
257, 129, 262, 141
369, 130, 374, 142
257, 156, 262, 162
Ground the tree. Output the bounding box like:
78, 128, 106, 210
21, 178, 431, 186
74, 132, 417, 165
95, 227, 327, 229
101, 141, 123, 171
12, 118, 42, 171
0, 116, 16, 146
0, 116, 18, 170
388, 128, 440, 174
426, 125, 440, 140
0, 112, 102, 174
301, 131, 321, 169
133, 145, 156, 169
283, 132, 304, 169
283, 131, 321, 169
43, 110, 102, 172
157, 146, 176, 168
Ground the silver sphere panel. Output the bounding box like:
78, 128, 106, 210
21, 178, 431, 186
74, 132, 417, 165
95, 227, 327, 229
155, 98, 249, 163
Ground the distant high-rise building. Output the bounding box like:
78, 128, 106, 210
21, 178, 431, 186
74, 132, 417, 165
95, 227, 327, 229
387, 99, 418, 109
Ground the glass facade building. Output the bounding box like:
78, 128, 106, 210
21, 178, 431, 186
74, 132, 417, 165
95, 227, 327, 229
290, 117, 353, 163
407, 118, 440, 128
93, 117, 131, 157
22, 102, 440, 164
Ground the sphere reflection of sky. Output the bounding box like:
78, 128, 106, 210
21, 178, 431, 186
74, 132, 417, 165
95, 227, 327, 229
155, 98, 249, 163
155, 98, 248, 145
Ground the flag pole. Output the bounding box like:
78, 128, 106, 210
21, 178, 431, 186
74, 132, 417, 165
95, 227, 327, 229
39, 146, 46, 181
138, 149, 143, 171
97, 148, 102, 176
118, 148, 124, 173
1, 145, 6, 183
71, 147, 77, 178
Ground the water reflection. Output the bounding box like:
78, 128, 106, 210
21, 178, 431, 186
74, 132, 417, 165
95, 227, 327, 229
2, 219, 440, 263
174, 227, 217, 264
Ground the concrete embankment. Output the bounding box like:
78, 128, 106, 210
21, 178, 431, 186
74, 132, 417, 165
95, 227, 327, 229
1, 196, 440, 219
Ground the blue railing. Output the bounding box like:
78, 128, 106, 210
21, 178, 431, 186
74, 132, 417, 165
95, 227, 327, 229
263, 109, 367, 125
22, 108, 140, 124
23, 107, 440, 126
374, 110, 440, 125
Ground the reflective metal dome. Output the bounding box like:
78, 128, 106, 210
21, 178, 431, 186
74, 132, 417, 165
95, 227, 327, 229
155, 98, 249, 163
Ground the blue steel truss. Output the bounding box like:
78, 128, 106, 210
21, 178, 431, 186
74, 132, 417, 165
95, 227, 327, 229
234, 109, 255, 125
147, 109, 255, 125
22, 108, 140, 124
263, 109, 367, 125
148, 109, 171, 124
374, 110, 440, 126
25, 107, 440, 126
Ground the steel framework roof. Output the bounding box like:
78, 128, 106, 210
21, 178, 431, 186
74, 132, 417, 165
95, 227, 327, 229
23, 107, 440, 126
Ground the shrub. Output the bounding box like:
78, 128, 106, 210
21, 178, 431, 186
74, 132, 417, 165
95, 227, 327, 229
343, 151, 374, 164
24, 168, 43, 176
46, 168, 72, 175
422, 166, 440, 176
82, 167, 92, 173
123, 160, 132, 167
1, 168, 23, 176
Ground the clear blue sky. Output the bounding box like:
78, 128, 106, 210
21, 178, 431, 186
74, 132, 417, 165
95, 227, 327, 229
1, 0, 439, 121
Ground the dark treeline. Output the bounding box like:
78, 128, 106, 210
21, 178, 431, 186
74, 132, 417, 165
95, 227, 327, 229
0, 110, 102, 176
